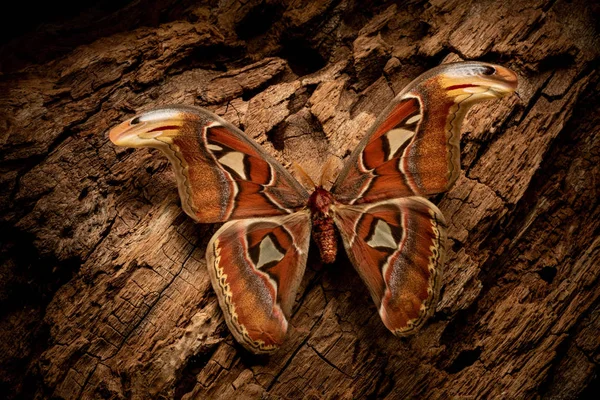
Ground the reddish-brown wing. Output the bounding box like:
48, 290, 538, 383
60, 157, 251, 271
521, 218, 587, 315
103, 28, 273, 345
332, 197, 446, 335
206, 211, 311, 353
109, 105, 309, 223
332, 62, 518, 205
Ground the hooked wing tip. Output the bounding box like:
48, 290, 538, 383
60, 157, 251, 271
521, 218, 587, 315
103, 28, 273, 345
489, 64, 518, 93
108, 119, 133, 146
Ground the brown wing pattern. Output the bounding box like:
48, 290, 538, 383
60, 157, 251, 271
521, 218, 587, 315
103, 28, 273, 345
332, 62, 518, 205
206, 211, 311, 353
109, 105, 309, 223
332, 197, 447, 335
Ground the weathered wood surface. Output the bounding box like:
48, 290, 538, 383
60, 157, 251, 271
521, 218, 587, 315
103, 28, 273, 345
1, 0, 599, 399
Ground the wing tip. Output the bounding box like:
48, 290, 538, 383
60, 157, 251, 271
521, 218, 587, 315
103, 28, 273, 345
380, 295, 438, 337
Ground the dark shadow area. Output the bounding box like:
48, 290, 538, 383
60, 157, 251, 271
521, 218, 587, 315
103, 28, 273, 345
235, 2, 285, 40
446, 347, 483, 374
174, 345, 219, 400
538, 266, 557, 284
279, 36, 327, 76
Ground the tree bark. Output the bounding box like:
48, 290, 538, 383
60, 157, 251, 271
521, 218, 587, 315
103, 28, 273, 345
1, 0, 599, 399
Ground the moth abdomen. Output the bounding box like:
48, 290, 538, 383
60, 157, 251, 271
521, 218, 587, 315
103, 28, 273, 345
312, 215, 337, 264
308, 187, 338, 263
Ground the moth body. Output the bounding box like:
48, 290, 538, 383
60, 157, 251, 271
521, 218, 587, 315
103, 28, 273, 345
308, 187, 337, 263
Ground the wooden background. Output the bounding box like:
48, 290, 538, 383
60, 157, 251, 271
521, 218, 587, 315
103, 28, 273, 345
1, 0, 599, 398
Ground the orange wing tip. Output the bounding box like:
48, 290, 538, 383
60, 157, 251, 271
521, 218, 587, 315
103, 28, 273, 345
108, 118, 152, 147
108, 119, 133, 145
493, 65, 518, 93
438, 62, 518, 100
108, 108, 188, 147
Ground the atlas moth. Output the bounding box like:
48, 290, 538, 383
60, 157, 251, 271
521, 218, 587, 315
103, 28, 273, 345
109, 62, 518, 354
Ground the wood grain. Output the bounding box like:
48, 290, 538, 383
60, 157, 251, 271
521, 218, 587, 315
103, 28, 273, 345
0, 0, 598, 398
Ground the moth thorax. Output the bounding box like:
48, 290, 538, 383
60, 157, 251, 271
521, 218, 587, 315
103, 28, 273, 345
308, 187, 337, 263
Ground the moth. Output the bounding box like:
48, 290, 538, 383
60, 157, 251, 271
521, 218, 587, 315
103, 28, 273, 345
109, 62, 517, 354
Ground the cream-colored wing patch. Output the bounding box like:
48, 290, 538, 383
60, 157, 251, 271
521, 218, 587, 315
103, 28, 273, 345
207, 143, 223, 151
385, 128, 415, 161
405, 114, 422, 124
256, 235, 285, 270
366, 219, 398, 250
218, 151, 247, 179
